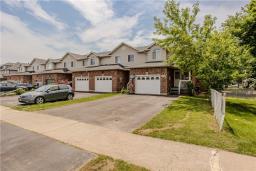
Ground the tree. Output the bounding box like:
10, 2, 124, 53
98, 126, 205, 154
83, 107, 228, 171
197, 31, 253, 89
154, 0, 215, 74
154, 0, 254, 89
223, 0, 256, 77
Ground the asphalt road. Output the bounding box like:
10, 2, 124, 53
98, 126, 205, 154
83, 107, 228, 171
1, 122, 95, 171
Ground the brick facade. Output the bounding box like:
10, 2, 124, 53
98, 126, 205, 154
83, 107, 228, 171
130, 67, 174, 95
6, 75, 32, 83
72, 70, 129, 92
32, 73, 72, 85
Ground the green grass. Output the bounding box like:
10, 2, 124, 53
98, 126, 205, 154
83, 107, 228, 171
134, 96, 256, 156
79, 155, 148, 171
13, 93, 118, 112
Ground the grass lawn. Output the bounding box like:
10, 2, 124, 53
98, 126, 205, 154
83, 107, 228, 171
79, 155, 148, 171
134, 96, 256, 156
13, 93, 118, 112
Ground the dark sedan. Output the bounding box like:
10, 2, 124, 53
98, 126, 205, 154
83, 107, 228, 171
0, 82, 16, 92
18, 84, 74, 104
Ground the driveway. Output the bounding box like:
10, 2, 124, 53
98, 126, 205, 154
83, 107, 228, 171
41, 95, 175, 132
1, 122, 95, 171
0, 92, 95, 107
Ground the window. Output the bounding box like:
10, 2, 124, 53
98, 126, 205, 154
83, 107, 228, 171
90, 59, 95, 65
48, 86, 59, 91
115, 56, 120, 64
37, 66, 39, 70
64, 62, 66, 68
82, 60, 85, 66
32, 66, 34, 71
59, 84, 69, 90
71, 61, 74, 67
152, 49, 161, 60
128, 55, 134, 62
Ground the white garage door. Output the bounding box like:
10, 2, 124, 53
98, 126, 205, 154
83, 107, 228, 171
75, 77, 89, 91
95, 76, 112, 92
135, 75, 161, 95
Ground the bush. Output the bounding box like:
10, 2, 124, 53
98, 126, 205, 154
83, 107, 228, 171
120, 87, 129, 94
186, 81, 194, 96
15, 88, 26, 95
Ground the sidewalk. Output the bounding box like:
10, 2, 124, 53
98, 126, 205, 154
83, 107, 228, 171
1, 106, 256, 171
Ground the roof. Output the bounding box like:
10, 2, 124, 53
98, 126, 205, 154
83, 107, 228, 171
30, 58, 47, 65
45, 58, 61, 64
7, 72, 32, 76
72, 64, 128, 72
126, 61, 172, 69
63, 52, 87, 61
32, 69, 72, 75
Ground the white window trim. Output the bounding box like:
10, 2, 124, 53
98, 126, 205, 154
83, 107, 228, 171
128, 54, 134, 62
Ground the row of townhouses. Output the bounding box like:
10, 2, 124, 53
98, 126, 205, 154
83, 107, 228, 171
1, 42, 190, 95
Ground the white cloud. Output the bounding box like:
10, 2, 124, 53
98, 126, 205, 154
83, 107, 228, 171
179, 1, 246, 27
24, 0, 65, 30
65, 0, 114, 25
3, 0, 65, 30
0, 11, 88, 64
66, 0, 148, 50
80, 14, 140, 43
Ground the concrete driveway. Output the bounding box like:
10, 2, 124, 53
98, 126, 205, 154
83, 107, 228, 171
0, 92, 95, 107
41, 95, 175, 132
1, 122, 95, 171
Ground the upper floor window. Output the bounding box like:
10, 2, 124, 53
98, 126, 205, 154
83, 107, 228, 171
37, 66, 39, 70
82, 60, 85, 66
115, 56, 120, 64
128, 55, 134, 62
64, 62, 66, 68
32, 66, 34, 71
71, 61, 74, 67
90, 59, 95, 65
152, 49, 161, 60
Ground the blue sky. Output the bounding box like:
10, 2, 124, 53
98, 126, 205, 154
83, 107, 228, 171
0, 0, 248, 64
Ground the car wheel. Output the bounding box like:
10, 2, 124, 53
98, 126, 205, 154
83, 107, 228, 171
67, 94, 73, 100
35, 97, 45, 104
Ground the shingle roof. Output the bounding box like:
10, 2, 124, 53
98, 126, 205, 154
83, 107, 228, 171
126, 61, 172, 69
32, 69, 72, 74
68, 52, 87, 60
72, 64, 128, 72
30, 58, 47, 65
45, 58, 61, 64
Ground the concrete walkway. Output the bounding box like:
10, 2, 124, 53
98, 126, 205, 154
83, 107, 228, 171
1, 106, 255, 171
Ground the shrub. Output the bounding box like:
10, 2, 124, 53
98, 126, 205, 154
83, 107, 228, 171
120, 87, 129, 94
15, 88, 26, 95
186, 81, 194, 96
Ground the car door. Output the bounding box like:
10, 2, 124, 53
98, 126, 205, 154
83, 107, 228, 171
45, 86, 60, 101
58, 84, 69, 99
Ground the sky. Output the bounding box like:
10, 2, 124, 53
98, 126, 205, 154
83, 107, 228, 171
0, 0, 249, 64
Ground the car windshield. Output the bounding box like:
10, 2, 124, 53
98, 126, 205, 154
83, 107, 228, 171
35, 85, 53, 92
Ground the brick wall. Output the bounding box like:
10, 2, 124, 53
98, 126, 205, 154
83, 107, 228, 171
72, 70, 129, 92
32, 73, 72, 85
130, 67, 171, 95
6, 75, 32, 83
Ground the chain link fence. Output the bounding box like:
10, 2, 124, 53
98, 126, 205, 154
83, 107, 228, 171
210, 89, 226, 130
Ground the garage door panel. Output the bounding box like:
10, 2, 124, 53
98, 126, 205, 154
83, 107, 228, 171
75, 77, 89, 91
95, 76, 112, 92
135, 75, 161, 95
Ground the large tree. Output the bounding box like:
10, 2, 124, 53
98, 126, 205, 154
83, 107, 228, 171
154, 0, 254, 89
223, 0, 256, 77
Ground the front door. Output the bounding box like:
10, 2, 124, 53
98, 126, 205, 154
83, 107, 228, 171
174, 70, 181, 87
